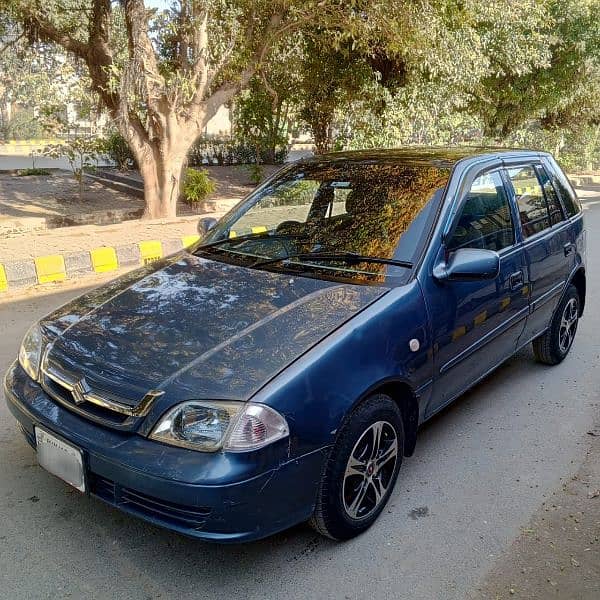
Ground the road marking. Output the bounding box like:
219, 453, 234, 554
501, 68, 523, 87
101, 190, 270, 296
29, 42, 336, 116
34, 255, 66, 283
90, 247, 118, 273
474, 310, 487, 326
138, 240, 163, 265
181, 235, 200, 248
0, 264, 7, 292
452, 325, 467, 341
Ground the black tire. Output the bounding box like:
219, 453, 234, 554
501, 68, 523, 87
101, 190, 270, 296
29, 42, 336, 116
309, 394, 404, 541
532, 284, 580, 365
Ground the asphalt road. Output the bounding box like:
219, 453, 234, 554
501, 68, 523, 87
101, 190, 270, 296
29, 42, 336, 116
1, 188, 599, 600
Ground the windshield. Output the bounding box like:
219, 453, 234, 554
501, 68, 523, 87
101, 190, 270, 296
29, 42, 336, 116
198, 160, 450, 284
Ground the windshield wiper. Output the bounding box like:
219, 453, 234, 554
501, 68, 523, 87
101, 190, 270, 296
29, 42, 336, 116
252, 251, 413, 269
197, 231, 302, 250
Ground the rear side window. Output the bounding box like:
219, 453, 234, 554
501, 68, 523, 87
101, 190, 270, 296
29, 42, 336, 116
535, 165, 565, 226
507, 166, 549, 237
447, 170, 514, 252
545, 158, 582, 218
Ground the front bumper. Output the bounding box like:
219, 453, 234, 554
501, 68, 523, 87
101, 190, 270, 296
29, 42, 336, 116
4, 362, 326, 543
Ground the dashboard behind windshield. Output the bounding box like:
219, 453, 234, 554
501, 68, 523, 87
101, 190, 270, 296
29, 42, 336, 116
199, 160, 450, 284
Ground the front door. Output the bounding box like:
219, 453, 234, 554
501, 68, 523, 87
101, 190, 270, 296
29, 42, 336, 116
426, 168, 529, 416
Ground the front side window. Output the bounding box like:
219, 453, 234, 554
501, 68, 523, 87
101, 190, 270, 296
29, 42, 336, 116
447, 170, 514, 252
199, 161, 451, 284
507, 166, 550, 237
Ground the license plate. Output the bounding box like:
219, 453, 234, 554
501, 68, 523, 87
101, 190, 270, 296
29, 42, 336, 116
35, 427, 86, 492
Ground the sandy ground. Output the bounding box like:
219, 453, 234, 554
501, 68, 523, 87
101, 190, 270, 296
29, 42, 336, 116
0, 172, 144, 222
0, 165, 286, 260
0, 166, 279, 241
0, 165, 281, 226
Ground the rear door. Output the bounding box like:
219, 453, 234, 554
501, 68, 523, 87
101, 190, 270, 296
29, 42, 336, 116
503, 162, 573, 342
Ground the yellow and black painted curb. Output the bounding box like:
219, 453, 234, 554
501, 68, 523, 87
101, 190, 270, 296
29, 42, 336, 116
0, 235, 201, 293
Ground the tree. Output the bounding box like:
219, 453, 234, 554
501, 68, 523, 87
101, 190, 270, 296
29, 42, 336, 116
469, 0, 600, 138
2, 0, 374, 218
0, 14, 90, 138
232, 73, 295, 164
289, 0, 554, 154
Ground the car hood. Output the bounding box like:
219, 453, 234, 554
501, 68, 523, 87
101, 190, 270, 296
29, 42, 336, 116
41, 254, 386, 405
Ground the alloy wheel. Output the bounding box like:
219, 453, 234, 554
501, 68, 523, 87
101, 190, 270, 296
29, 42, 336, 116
342, 421, 398, 521
558, 297, 578, 354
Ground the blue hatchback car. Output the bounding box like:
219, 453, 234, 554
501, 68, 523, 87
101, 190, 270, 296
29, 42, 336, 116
4, 148, 586, 542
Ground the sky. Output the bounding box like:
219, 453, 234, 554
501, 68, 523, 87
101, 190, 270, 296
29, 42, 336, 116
145, 0, 170, 8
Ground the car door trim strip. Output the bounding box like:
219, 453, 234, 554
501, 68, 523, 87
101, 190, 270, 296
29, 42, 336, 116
439, 305, 529, 375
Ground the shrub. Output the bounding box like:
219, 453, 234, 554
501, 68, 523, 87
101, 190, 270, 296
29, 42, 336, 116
188, 135, 288, 166
245, 162, 264, 185
182, 168, 216, 206
102, 132, 136, 170
42, 137, 102, 200
17, 168, 51, 176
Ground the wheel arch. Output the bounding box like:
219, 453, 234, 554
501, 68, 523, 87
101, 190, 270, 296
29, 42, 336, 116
570, 267, 586, 316
347, 378, 420, 458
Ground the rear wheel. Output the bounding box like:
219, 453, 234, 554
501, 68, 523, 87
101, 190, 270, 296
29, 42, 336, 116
310, 394, 403, 540
532, 284, 580, 365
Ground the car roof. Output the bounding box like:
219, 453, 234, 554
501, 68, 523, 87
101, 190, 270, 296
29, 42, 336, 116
300, 146, 548, 169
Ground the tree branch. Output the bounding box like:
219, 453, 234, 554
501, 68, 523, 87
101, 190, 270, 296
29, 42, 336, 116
195, 10, 287, 124
122, 0, 167, 130
20, 11, 88, 59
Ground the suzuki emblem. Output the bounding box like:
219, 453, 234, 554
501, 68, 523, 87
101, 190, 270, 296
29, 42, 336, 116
72, 378, 91, 405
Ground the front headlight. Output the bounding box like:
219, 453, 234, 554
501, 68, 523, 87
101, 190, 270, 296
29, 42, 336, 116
18, 323, 43, 381
150, 400, 289, 452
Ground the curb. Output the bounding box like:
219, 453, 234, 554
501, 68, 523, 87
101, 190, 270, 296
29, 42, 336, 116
568, 174, 600, 187
0, 235, 201, 293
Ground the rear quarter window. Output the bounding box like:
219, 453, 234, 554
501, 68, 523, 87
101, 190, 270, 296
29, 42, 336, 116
545, 158, 582, 218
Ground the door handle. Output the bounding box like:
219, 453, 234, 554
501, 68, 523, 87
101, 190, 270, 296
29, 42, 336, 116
564, 242, 575, 257
509, 271, 524, 290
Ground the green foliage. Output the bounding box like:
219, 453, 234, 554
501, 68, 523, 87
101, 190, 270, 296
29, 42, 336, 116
1, 109, 44, 140
17, 167, 50, 176
182, 168, 216, 206
232, 72, 293, 164
101, 131, 135, 171
470, 0, 600, 136
245, 162, 264, 185
0, 16, 96, 139
493, 122, 600, 172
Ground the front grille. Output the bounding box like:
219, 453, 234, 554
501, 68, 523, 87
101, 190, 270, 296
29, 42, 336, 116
38, 351, 160, 430
89, 474, 212, 530
43, 376, 130, 425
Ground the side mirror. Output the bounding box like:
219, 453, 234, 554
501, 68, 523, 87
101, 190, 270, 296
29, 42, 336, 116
197, 217, 218, 236
433, 248, 500, 282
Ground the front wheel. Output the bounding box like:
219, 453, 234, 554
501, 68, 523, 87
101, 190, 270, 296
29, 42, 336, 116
309, 394, 404, 541
532, 284, 580, 365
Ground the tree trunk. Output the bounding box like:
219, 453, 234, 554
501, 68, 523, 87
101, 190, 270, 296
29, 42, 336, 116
311, 111, 335, 155
125, 125, 198, 220
137, 148, 189, 219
